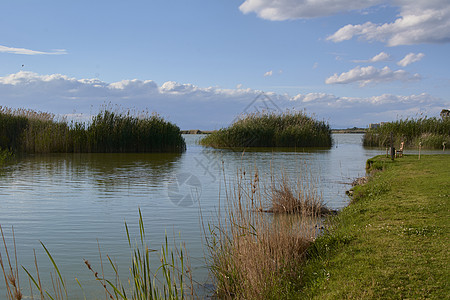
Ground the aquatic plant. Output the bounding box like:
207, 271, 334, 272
0, 147, 13, 166
0, 210, 193, 300
84, 209, 193, 299
206, 166, 322, 299
363, 117, 450, 149
200, 111, 332, 148
0, 107, 186, 153
266, 169, 333, 215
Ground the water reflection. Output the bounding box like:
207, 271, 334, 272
2, 152, 182, 191
2, 133, 444, 299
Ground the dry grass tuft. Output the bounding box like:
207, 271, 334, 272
267, 170, 334, 216
0, 225, 22, 300
207, 165, 323, 299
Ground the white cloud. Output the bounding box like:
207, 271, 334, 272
263, 70, 273, 77
325, 65, 421, 86
290, 92, 439, 107
239, 0, 382, 20
289, 92, 444, 127
0, 45, 67, 55
327, 1, 450, 46
353, 51, 390, 63
0, 71, 445, 129
240, 1, 450, 46
397, 52, 425, 67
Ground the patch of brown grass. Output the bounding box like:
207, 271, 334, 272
267, 170, 333, 216
207, 166, 322, 299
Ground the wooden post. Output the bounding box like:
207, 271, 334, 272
390, 132, 395, 160
419, 142, 422, 160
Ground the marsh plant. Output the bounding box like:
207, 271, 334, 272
0, 147, 13, 166
0, 211, 193, 300
266, 168, 333, 216
206, 165, 325, 299
363, 117, 450, 149
200, 111, 332, 148
0, 106, 186, 154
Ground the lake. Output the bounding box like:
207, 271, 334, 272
0, 133, 425, 298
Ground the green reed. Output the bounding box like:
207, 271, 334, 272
1, 210, 193, 300
200, 111, 332, 148
0, 107, 186, 153
363, 117, 450, 149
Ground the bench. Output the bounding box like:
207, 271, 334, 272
395, 142, 404, 158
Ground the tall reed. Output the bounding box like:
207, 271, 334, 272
363, 117, 450, 149
206, 166, 322, 299
0, 225, 22, 300
83, 209, 193, 299
0, 107, 186, 153
200, 111, 332, 148
0, 210, 193, 300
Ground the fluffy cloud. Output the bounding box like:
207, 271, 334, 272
289, 92, 444, 126
0, 71, 445, 129
239, 0, 382, 20
353, 51, 390, 63
325, 66, 420, 86
263, 70, 273, 77
327, 1, 450, 46
397, 53, 425, 67
239, 1, 450, 46
0, 45, 67, 55
291, 92, 440, 107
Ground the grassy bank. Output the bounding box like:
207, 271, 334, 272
363, 117, 450, 149
300, 155, 449, 299
200, 111, 332, 148
0, 107, 186, 153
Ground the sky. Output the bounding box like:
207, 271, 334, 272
1, 0, 449, 129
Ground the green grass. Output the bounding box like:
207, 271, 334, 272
300, 155, 450, 299
200, 111, 332, 148
0, 107, 186, 153
363, 117, 450, 149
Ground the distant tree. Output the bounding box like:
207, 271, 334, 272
441, 109, 450, 120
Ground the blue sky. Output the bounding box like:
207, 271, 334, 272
1, 0, 449, 129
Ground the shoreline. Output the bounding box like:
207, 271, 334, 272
299, 154, 449, 299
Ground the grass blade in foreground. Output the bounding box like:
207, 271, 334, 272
85, 209, 193, 299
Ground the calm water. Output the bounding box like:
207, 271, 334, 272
1, 134, 437, 298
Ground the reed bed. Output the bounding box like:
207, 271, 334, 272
200, 111, 332, 148
0, 107, 186, 153
363, 117, 450, 149
206, 166, 324, 299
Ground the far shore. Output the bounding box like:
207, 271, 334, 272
181, 128, 367, 134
